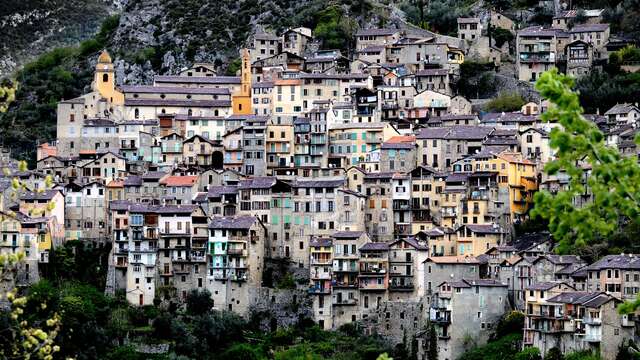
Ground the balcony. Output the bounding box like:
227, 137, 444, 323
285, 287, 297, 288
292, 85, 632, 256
333, 298, 358, 306
311, 271, 332, 280
227, 248, 247, 256
393, 202, 411, 210
308, 285, 331, 294
519, 52, 554, 63
583, 317, 601, 325
311, 257, 332, 266
365, 136, 383, 144
389, 282, 414, 291
430, 314, 451, 324
333, 265, 358, 272
359, 266, 386, 275
359, 282, 387, 291
230, 273, 248, 282
333, 280, 358, 288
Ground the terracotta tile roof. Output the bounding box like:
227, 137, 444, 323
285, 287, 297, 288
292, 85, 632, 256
160, 175, 198, 187
387, 135, 415, 143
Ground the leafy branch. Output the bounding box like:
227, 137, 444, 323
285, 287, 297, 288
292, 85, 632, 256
531, 69, 640, 254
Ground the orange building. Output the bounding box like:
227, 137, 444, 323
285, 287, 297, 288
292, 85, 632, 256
232, 48, 252, 115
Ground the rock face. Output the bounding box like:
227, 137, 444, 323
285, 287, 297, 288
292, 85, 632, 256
0, 0, 121, 77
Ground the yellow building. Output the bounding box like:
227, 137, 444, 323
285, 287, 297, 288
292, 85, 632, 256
232, 48, 252, 115
473, 151, 538, 222
93, 50, 124, 105
266, 123, 295, 172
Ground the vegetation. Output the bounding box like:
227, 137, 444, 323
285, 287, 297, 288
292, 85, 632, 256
484, 91, 526, 112
313, 6, 358, 53
0, 253, 61, 360
0, 14, 120, 163
531, 69, 640, 256
490, 26, 514, 48
400, 0, 472, 35
457, 61, 498, 99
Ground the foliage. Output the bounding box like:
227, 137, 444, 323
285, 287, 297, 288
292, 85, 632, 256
313, 6, 358, 53
226, 57, 242, 76
564, 351, 601, 360
484, 91, 526, 112
276, 273, 297, 289
491, 27, 514, 48
494, 311, 525, 339
530, 6, 554, 26
531, 69, 640, 255
0, 13, 120, 163
222, 343, 263, 360
574, 71, 640, 114
0, 81, 17, 113
425, 0, 471, 36
185, 289, 214, 315
515, 347, 542, 360
457, 61, 498, 99
544, 347, 563, 360
426, 322, 438, 360
615, 339, 640, 360
458, 333, 522, 360
0, 253, 61, 360
46, 240, 111, 288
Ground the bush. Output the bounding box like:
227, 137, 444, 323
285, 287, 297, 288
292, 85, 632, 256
564, 351, 601, 360
185, 289, 214, 315
495, 311, 525, 338
544, 347, 563, 360
458, 333, 522, 360
515, 347, 542, 360
484, 92, 526, 112
222, 343, 263, 360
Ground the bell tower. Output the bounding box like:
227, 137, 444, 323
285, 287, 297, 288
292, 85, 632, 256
232, 48, 252, 115
93, 50, 124, 106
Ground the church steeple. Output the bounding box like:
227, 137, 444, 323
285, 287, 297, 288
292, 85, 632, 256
232, 48, 252, 115
93, 50, 124, 106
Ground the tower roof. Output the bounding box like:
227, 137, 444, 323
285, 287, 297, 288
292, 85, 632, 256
98, 50, 112, 64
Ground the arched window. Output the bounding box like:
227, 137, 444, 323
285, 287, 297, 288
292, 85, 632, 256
134, 108, 139, 119
238, 104, 243, 111
188, 109, 193, 116
102, 74, 109, 82
214, 110, 219, 116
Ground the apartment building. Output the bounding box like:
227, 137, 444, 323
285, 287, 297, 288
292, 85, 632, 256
208, 215, 266, 315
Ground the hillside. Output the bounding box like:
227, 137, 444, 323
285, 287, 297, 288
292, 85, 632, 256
0, 0, 391, 161
0, 0, 120, 77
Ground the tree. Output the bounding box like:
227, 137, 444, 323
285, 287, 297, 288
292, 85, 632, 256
531, 69, 640, 254
426, 322, 438, 360
185, 289, 214, 315
0, 253, 61, 360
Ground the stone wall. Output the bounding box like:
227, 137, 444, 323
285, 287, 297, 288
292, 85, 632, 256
248, 287, 313, 331
360, 298, 430, 347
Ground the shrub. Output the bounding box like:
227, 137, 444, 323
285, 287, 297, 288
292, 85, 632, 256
484, 92, 526, 112
515, 347, 542, 360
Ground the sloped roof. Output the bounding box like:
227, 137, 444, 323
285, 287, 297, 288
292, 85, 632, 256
160, 175, 199, 187
209, 215, 257, 229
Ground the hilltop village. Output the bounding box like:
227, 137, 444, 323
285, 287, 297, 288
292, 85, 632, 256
1, 4, 640, 360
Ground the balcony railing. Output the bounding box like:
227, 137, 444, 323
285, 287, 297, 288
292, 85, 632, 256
333, 298, 357, 305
